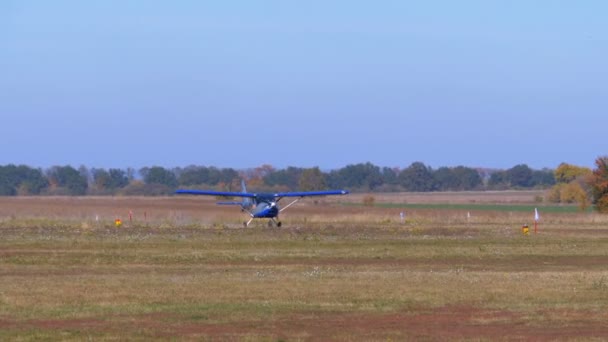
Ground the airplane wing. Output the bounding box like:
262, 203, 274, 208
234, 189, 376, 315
176, 189, 349, 198
175, 189, 257, 198
273, 190, 349, 197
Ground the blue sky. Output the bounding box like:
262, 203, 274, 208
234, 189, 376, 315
1, 1, 606, 170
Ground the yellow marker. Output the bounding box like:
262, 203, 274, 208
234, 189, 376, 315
115, 218, 122, 228
522, 224, 529, 236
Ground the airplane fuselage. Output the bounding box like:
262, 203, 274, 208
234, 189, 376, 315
251, 195, 280, 218
252, 202, 279, 218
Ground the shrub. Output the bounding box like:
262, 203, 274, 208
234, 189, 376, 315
362, 195, 375, 207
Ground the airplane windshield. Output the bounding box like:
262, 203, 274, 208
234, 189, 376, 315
256, 194, 275, 202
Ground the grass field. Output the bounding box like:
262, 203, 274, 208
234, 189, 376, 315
1, 193, 608, 340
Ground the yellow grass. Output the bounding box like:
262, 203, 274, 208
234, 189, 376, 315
1, 194, 608, 340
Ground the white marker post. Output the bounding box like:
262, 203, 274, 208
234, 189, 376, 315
534, 208, 540, 234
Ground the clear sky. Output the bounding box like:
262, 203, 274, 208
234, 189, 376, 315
1, 1, 606, 170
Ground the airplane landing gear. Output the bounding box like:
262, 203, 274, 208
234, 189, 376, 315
268, 218, 282, 228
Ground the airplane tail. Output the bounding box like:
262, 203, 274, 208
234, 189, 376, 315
241, 180, 253, 209
215, 180, 253, 208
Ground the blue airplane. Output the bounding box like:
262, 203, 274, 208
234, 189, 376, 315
176, 180, 349, 227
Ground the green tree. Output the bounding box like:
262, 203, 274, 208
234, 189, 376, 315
178, 166, 210, 186
399, 162, 435, 192
434, 166, 482, 191
327, 162, 382, 191
381, 167, 400, 185
488, 170, 508, 190
142, 166, 178, 188
108, 169, 129, 189
93, 168, 112, 190
299, 167, 327, 191
47, 165, 88, 195
94, 168, 129, 191
264, 166, 304, 190
530, 168, 556, 187
506, 164, 533, 188
0, 165, 48, 195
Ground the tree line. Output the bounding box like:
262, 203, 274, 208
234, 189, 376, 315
0, 162, 555, 195
2, 159, 607, 211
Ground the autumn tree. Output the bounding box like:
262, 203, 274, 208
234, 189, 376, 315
555, 163, 591, 183
546, 163, 592, 210
589, 156, 608, 213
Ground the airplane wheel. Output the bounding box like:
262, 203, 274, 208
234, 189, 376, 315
243, 221, 248, 228
268, 221, 273, 228
277, 222, 282, 228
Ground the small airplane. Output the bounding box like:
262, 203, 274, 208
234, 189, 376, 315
175, 180, 349, 227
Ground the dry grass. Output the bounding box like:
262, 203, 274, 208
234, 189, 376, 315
1, 194, 608, 340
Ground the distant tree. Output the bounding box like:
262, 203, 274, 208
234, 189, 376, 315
299, 167, 327, 191
399, 162, 435, 192
47, 165, 88, 195
0, 183, 15, 196
108, 169, 129, 189
0, 165, 20, 195
219, 168, 239, 185
589, 156, 608, 213
487, 170, 508, 189
206, 167, 222, 185
327, 162, 382, 191
142, 166, 178, 188
434, 166, 482, 191
381, 167, 400, 185
253, 164, 275, 179
126, 167, 136, 182
530, 168, 556, 188
505, 164, 534, 188
178, 166, 211, 186
0, 165, 48, 195
453, 166, 483, 190
433, 167, 453, 191
93, 168, 128, 192
20, 166, 48, 195
93, 168, 112, 190
264, 166, 303, 190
